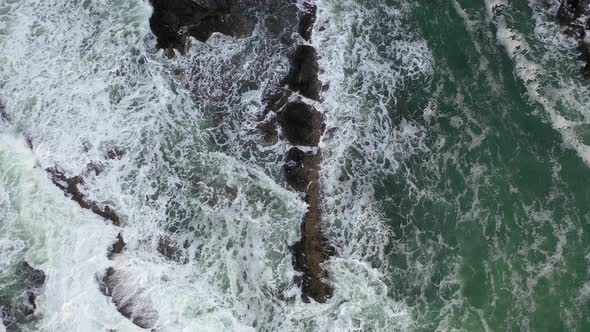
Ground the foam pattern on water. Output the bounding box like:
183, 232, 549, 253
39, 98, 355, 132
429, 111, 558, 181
312, 0, 434, 330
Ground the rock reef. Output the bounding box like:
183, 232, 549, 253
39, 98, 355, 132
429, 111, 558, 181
149, 0, 334, 303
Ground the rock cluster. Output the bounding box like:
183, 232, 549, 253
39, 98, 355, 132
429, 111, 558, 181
264, 1, 334, 303
149, 0, 334, 303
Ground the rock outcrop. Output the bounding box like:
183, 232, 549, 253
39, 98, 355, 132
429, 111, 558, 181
149, 0, 256, 51
148, 0, 334, 303
46, 167, 121, 226
268, 1, 334, 303
557, 0, 590, 77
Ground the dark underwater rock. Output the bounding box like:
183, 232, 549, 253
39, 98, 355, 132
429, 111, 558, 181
99, 267, 159, 329
157, 235, 187, 263
46, 167, 121, 226
105, 147, 126, 160
0, 262, 46, 331
298, 1, 317, 41
0, 100, 10, 124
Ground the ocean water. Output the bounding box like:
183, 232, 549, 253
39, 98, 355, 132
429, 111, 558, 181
0, 0, 589, 331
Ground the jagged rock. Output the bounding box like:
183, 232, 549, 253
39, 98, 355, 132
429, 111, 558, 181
149, 0, 256, 50
284, 147, 334, 303
108, 234, 126, 259
264, 3, 300, 43
277, 100, 324, 146
46, 167, 121, 226
558, 0, 590, 36
284, 45, 322, 101
298, 1, 317, 41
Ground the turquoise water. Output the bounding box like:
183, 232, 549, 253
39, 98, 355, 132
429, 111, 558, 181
1, 0, 589, 330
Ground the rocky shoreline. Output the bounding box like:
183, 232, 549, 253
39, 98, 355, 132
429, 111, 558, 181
149, 0, 333, 303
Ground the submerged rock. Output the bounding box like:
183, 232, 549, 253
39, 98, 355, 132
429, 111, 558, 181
99, 267, 159, 329
0, 101, 10, 124
157, 235, 187, 263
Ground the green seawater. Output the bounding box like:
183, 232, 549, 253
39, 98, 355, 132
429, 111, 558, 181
363, 1, 590, 330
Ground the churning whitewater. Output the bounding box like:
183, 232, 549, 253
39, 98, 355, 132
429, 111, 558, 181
1, 0, 590, 331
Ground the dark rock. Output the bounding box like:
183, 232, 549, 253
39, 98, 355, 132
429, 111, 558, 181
149, 0, 228, 49
284, 147, 319, 192
283, 146, 333, 303
46, 167, 121, 226
298, 1, 317, 41
149, 0, 256, 50
264, 3, 300, 43
17, 262, 46, 291
277, 100, 323, 146
108, 233, 126, 259
24, 137, 33, 150
284, 45, 322, 101
558, 0, 590, 36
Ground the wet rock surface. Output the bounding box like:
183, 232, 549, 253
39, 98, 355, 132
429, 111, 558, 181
108, 233, 126, 259
274, 1, 333, 303
278, 101, 324, 147
149, 0, 258, 50
557, 0, 590, 77
284, 45, 322, 101
46, 167, 121, 226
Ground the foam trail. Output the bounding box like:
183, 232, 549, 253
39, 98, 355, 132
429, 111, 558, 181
484, 0, 590, 166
